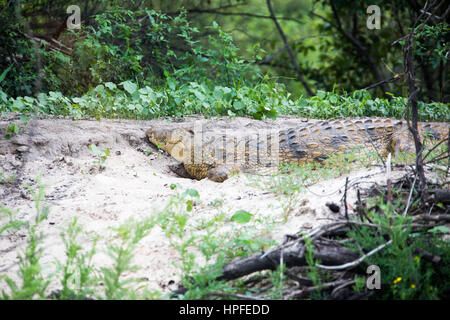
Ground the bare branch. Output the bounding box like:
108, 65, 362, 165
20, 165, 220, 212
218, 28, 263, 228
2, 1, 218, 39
187, 8, 304, 24
310, 2, 390, 97
266, 0, 314, 96
361, 74, 403, 91
316, 240, 392, 271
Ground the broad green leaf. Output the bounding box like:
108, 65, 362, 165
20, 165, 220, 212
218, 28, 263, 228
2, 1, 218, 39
317, 90, 326, 99
0, 65, 12, 83
121, 81, 137, 94
186, 200, 193, 212
213, 87, 223, 99
105, 82, 117, 90
233, 100, 244, 110
231, 210, 253, 224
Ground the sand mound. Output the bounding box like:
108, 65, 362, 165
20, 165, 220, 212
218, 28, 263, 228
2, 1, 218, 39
0, 115, 406, 294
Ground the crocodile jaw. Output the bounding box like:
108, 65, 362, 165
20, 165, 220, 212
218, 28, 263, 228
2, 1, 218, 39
167, 141, 189, 162
147, 128, 192, 163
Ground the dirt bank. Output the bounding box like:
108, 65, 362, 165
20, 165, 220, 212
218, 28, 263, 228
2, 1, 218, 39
0, 115, 410, 295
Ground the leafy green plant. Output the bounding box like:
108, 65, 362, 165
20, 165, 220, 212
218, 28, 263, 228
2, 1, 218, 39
1, 181, 50, 299
268, 264, 287, 299
55, 217, 99, 300
1, 76, 448, 121
89, 144, 111, 170
230, 210, 253, 224
5, 123, 19, 139
0, 172, 16, 184
154, 188, 277, 299
249, 146, 377, 197
156, 188, 201, 277
0, 177, 163, 300
347, 198, 448, 299
100, 217, 156, 299
304, 236, 322, 298
0, 205, 26, 235
414, 23, 449, 69
0, 4, 39, 97
289, 89, 449, 121
353, 275, 366, 292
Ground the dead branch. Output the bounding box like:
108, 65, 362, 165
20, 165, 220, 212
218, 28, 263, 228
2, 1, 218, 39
316, 240, 392, 271
207, 292, 265, 300
361, 74, 403, 91
284, 270, 314, 286
386, 153, 392, 203
24, 34, 72, 56
330, 280, 356, 298
343, 177, 349, 220
403, 174, 417, 217
427, 189, 450, 205
217, 239, 359, 281
422, 138, 449, 162
402, 0, 446, 199
414, 214, 450, 222
284, 279, 353, 300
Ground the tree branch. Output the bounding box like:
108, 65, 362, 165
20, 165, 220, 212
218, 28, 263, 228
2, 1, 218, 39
311, 2, 391, 97
361, 74, 403, 91
266, 0, 314, 96
316, 240, 393, 271
184, 8, 303, 24
402, 0, 445, 197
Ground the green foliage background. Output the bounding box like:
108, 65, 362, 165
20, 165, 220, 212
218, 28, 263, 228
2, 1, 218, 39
0, 0, 448, 119
0, 0, 449, 301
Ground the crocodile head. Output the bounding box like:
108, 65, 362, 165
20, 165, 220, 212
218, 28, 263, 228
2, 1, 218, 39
147, 127, 194, 162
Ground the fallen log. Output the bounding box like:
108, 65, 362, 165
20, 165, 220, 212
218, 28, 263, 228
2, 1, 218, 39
217, 239, 359, 281
427, 189, 450, 205
414, 214, 450, 222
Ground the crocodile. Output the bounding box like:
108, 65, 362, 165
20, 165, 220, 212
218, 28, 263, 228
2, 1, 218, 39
147, 118, 449, 182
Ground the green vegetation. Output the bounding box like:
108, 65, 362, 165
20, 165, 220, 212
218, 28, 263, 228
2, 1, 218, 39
346, 200, 450, 299
0, 172, 16, 184
246, 146, 377, 202
1, 182, 50, 299
1, 81, 449, 121
2, 1, 449, 100
0, 181, 279, 300
1, 1, 448, 121
154, 187, 279, 299
2, 176, 448, 300
0, 0, 448, 301
89, 144, 111, 170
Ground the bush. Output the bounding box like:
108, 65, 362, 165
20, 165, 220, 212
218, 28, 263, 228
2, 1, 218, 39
0, 4, 39, 97
347, 200, 450, 299
290, 90, 449, 121
1, 82, 448, 122
0, 6, 262, 98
